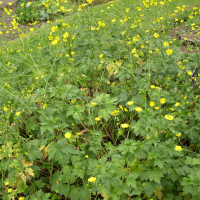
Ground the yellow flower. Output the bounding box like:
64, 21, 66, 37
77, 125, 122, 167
88, 177, 96, 182
16, 111, 21, 116
150, 85, 156, 89
99, 54, 103, 58
124, 108, 128, 112
87, 0, 93, 4
160, 98, 166, 104
166, 49, 173, 55
127, 101, 134, 105
135, 107, 142, 112
131, 48, 136, 54
19, 197, 24, 200
154, 33, 159, 38
48, 35, 53, 40
52, 40, 58, 45
30, 28, 34, 32
175, 145, 182, 151
188, 71, 192, 76
119, 105, 123, 110
149, 101, 155, 107
163, 42, 169, 47
95, 117, 101, 121
65, 132, 71, 139
164, 115, 173, 120
121, 124, 129, 128
176, 133, 181, 137
5, 182, 9, 186
175, 102, 180, 107
136, 7, 141, 11
85, 155, 88, 158
154, 107, 159, 110
8, 188, 12, 193
77, 132, 81, 136
3, 106, 8, 112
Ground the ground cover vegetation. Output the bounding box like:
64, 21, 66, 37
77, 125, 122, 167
0, 0, 200, 199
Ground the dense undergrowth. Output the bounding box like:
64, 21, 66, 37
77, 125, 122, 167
0, 0, 200, 199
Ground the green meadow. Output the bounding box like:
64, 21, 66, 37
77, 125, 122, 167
0, 0, 200, 199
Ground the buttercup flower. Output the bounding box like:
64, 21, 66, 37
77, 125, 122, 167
175, 145, 182, 151
166, 49, 173, 55
65, 132, 71, 139
149, 101, 155, 107
160, 98, 166, 104
127, 101, 134, 105
188, 71, 192, 76
8, 188, 12, 193
16, 111, 21, 116
63, 32, 69, 38
3, 106, 8, 112
164, 115, 173, 120
176, 133, 181, 137
85, 155, 88, 158
5, 182, 9, 186
91, 102, 97, 106
121, 124, 129, 128
163, 41, 169, 47
154, 33, 159, 38
87, 0, 93, 4
135, 107, 142, 112
95, 117, 101, 121
175, 102, 180, 107
88, 177, 96, 182
150, 85, 156, 89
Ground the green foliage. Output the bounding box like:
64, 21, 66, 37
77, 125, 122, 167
0, 0, 200, 199
14, 0, 74, 23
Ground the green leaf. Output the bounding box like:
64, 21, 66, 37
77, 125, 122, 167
69, 185, 79, 200
154, 159, 164, 169
125, 173, 139, 188
71, 155, 82, 166
144, 182, 155, 197
100, 109, 110, 121
57, 138, 67, 147
30, 189, 51, 200
48, 142, 58, 160
19, 183, 28, 193
185, 157, 200, 166
51, 173, 70, 196
34, 179, 46, 189
79, 186, 90, 200
61, 84, 80, 99
73, 112, 82, 121
61, 144, 78, 154
148, 168, 164, 183
9, 111, 15, 126
27, 146, 42, 161
148, 152, 158, 160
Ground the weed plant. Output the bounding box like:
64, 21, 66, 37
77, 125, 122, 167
0, 0, 200, 199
